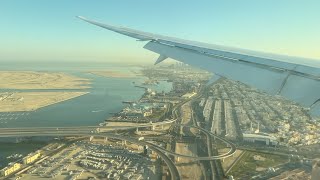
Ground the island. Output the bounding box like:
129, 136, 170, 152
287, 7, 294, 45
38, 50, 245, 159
0, 92, 89, 112
0, 71, 90, 112
0, 71, 90, 89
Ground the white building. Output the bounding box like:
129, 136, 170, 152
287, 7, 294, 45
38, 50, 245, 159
243, 133, 278, 146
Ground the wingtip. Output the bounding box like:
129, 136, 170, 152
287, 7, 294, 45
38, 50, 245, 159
76, 16, 87, 21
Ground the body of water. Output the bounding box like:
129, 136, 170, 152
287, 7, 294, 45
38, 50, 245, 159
0, 62, 172, 128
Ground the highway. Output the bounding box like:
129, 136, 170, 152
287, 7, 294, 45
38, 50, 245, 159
168, 125, 236, 160
94, 134, 181, 180
0, 122, 236, 160
0, 129, 181, 180
0, 119, 177, 135
0, 110, 236, 179
103, 134, 181, 180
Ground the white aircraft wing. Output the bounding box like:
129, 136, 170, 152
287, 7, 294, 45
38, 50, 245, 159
78, 16, 320, 117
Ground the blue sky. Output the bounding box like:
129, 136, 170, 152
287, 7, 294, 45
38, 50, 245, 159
1, 0, 319, 63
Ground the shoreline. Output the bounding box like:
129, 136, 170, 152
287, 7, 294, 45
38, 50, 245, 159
88, 71, 136, 78
31, 91, 90, 112
0, 92, 90, 113
0, 71, 91, 90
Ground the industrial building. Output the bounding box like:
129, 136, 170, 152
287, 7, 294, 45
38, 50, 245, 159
23, 150, 41, 164
0, 163, 21, 177
243, 133, 278, 146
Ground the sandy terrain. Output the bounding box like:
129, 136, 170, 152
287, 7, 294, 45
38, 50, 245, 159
180, 102, 192, 125
175, 143, 203, 180
0, 71, 90, 89
180, 102, 198, 135
0, 71, 90, 112
219, 148, 243, 172
174, 102, 203, 179
0, 92, 88, 112
89, 70, 135, 78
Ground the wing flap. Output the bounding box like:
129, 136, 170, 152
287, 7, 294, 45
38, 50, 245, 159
144, 41, 320, 112
144, 41, 287, 94
78, 16, 320, 116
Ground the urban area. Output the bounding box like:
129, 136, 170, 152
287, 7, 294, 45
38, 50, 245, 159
1, 63, 320, 180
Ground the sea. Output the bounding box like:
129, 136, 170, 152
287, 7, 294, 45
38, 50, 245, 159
0, 61, 172, 167
0, 61, 172, 128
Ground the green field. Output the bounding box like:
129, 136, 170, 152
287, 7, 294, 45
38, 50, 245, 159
228, 151, 289, 179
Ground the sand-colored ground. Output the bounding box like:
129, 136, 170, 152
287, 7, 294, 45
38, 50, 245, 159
0, 92, 88, 112
0, 71, 90, 89
89, 70, 135, 78
219, 148, 243, 172
174, 102, 203, 179
180, 102, 192, 125
227, 151, 289, 179
0, 71, 90, 112
175, 143, 203, 180
180, 102, 199, 136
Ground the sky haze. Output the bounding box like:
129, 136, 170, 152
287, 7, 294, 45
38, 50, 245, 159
1, 0, 319, 63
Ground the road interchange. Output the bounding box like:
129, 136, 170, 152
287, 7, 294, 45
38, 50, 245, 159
0, 97, 237, 179
0, 123, 236, 160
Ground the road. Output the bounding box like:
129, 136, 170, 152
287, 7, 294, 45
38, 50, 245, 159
0, 108, 236, 179
0, 130, 181, 180
0, 124, 236, 160
0, 119, 177, 135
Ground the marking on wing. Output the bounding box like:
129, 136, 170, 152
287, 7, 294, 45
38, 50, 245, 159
277, 65, 298, 95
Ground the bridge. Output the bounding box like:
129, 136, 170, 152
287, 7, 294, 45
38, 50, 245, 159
0, 123, 236, 160
0, 119, 177, 137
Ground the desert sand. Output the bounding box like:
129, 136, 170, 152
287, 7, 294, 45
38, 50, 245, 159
175, 143, 204, 180
0, 92, 88, 112
0, 71, 91, 112
0, 71, 90, 89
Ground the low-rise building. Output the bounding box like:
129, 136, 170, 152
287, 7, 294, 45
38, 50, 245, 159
0, 163, 22, 177
23, 150, 41, 164
243, 133, 278, 146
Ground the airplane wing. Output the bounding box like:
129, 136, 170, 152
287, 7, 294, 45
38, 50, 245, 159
77, 16, 320, 117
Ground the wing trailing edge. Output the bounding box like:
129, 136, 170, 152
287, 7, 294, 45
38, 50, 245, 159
78, 16, 320, 117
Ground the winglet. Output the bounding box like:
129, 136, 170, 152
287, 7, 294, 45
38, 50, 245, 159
77, 16, 91, 23
155, 54, 168, 65
77, 16, 155, 41
76, 16, 86, 20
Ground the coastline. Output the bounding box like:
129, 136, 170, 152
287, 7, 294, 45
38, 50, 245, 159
0, 71, 91, 90
88, 70, 136, 78
30, 91, 90, 112
0, 92, 90, 112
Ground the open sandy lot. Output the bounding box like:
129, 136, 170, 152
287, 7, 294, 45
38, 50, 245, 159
0, 71, 91, 112
219, 148, 243, 172
0, 71, 90, 89
175, 143, 203, 180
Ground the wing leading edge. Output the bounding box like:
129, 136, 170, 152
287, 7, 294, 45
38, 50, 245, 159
78, 16, 320, 117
